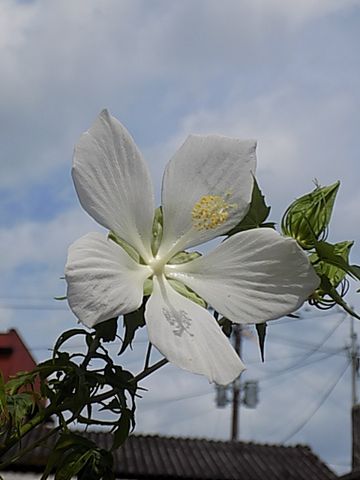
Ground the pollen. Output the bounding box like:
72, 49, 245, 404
191, 194, 237, 231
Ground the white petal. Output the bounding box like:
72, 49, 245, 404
72, 110, 155, 262
166, 228, 320, 324
65, 232, 151, 328
145, 277, 245, 385
159, 134, 256, 258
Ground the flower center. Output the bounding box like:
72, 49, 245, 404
191, 194, 237, 231
148, 256, 167, 276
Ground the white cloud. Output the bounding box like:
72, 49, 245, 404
1, 0, 359, 188
0, 207, 96, 273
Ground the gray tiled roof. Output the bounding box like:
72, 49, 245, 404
5, 427, 338, 480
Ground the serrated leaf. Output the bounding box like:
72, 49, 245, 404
54, 432, 95, 452
53, 328, 87, 356
314, 240, 360, 281
5, 371, 38, 395
119, 302, 146, 355
112, 408, 132, 450
227, 177, 272, 235
94, 317, 118, 342
256, 323, 267, 362
311, 240, 354, 287
0, 372, 8, 419
55, 450, 94, 480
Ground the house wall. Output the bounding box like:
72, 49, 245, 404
353, 404, 360, 471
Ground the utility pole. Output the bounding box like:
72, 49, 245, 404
214, 325, 259, 440
231, 325, 242, 441
350, 315, 359, 406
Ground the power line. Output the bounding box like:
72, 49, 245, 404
141, 389, 212, 410
264, 315, 346, 374
259, 349, 346, 386
281, 359, 351, 443
0, 304, 68, 311
269, 310, 339, 326
269, 334, 346, 354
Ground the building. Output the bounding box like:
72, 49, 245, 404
2, 426, 338, 480
339, 405, 360, 480
0, 329, 38, 383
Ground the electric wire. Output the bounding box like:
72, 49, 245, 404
0, 304, 68, 311
259, 349, 346, 385
280, 359, 351, 443
261, 314, 346, 374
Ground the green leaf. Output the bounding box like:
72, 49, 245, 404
255, 323, 267, 362
0, 372, 8, 419
112, 408, 132, 450
55, 450, 94, 480
53, 328, 87, 355
227, 177, 274, 235
311, 240, 354, 287
94, 317, 118, 342
314, 240, 360, 281
119, 302, 146, 354
6, 392, 38, 433
5, 371, 39, 395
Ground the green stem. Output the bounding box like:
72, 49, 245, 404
133, 358, 168, 383
144, 343, 152, 370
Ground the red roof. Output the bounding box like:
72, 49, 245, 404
0, 329, 37, 382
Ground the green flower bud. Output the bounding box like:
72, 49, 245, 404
281, 181, 340, 249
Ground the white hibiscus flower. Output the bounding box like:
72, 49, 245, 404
65, 110, 319, 385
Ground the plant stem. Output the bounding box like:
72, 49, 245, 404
144, 343, 152, 370
133, 358, 168, 383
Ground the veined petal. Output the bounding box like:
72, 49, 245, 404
159, 135, 256, 258
65, 232, 151, 328
166, 228, 320, 324
72, 110, 155, 262
145, 276, 245, 385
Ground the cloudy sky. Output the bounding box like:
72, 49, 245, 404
1, 0, 360, 475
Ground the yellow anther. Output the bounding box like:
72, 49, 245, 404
191, 194, 237, 231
